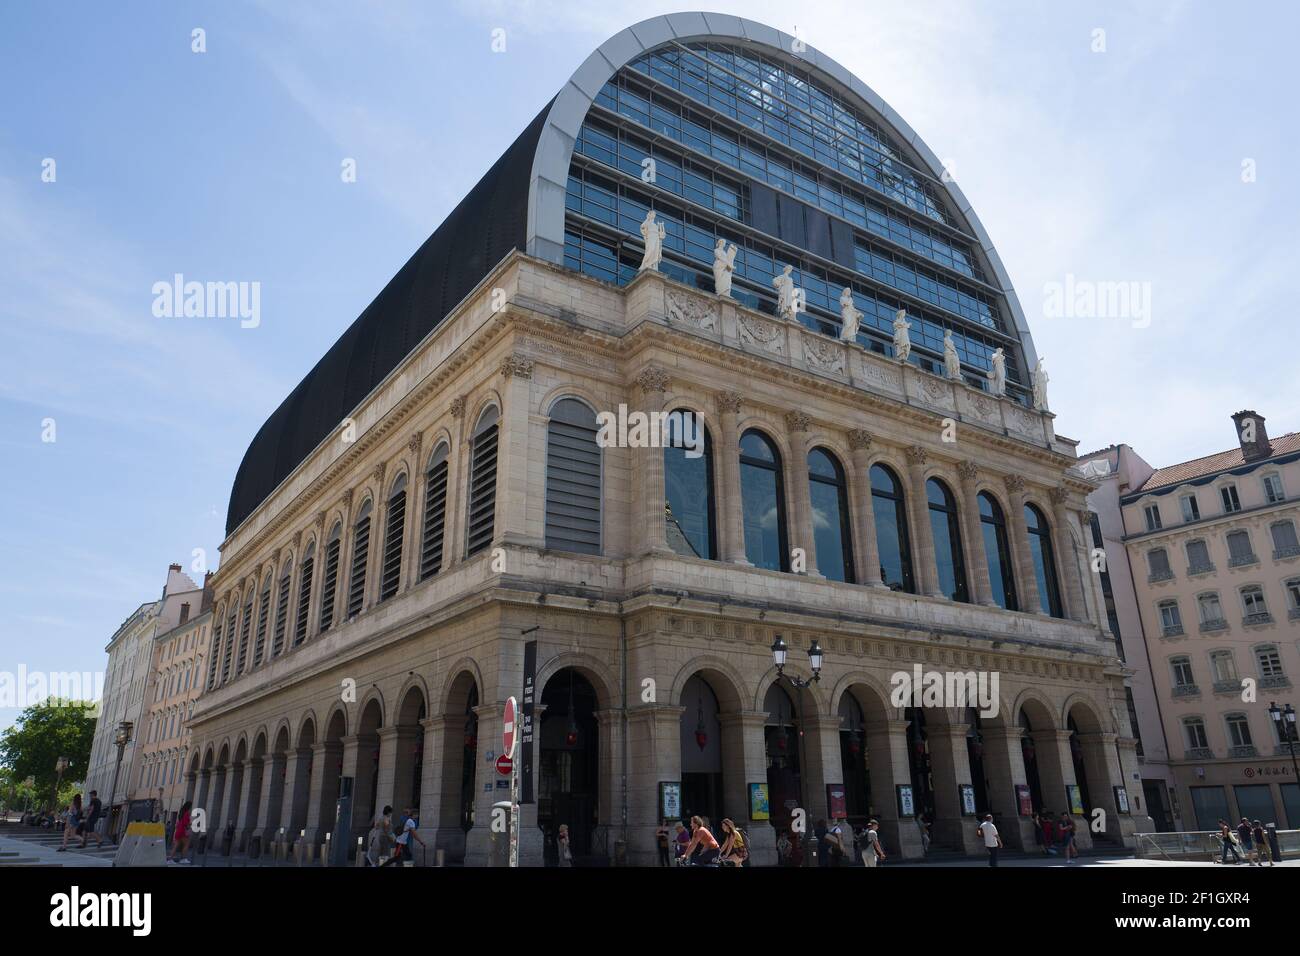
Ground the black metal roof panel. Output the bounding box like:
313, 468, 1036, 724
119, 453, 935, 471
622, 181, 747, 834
226, 101, 553, 536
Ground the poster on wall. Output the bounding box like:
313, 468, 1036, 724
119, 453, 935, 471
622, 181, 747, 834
826, 784, 846, 819
896, 784, 915, 818
1113, 785, 1130, 814
1015, 784, 1034, 816
958, 784, 977, 816
1067, 784, 1085, 816
659, 781, 682, 821
749, 783, 770, 821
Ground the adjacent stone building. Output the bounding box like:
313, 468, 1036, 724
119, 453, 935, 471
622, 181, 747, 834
186, 13, 1144, 865
1120, 411, 1300, 830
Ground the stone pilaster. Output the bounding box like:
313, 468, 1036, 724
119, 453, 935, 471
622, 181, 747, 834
784, 411, 819, 576
716, 392, 749, 565
957, 461, 996, 606
904, 446, 942, 597
1003, 475, 1042, 614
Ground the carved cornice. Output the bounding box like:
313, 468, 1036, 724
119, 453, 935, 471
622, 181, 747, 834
905, 445, 928, 467
634, 366, 670, 394
785, 411, 811, 432
499, 353, 534, 379
716, 391, 743, 414
847, 429, 873, 451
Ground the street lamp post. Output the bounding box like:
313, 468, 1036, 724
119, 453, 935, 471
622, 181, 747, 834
770, 635, 823, 867
108, 721, 133, 840
1269, 702, 1300, 786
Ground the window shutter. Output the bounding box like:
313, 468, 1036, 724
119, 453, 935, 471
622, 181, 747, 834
421, 453, 449, 579
294, 554, 313, 646
380, 482, 406, 602
253, 582, 270, 666
272, 570, 290, 657
348, 509, 371, 618
467, 419, 499, 557
319, 537, 340, 632
545, 400, 602, 554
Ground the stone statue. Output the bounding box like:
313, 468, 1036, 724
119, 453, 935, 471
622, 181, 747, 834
838, 287, 862, 341
943, 330, 961, 380
638, 210, 665, 272
987, 347, 1007, 396
1032, 357, 1050, 411
892, 308, 911, 362
772, 264, 799, 319
712, 239, 737, 297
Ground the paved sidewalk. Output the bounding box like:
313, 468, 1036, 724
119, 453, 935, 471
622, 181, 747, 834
0, 833, 113, 867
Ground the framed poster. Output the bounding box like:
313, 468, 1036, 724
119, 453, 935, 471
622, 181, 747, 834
1015, 784, 1034, 817
1066, 784, 1085, 816
896, 784, 915, 818
958, 784, 977, 816
749, 783, 770, 821
1113, 785, 1130, 814
826, 784, 847, 819
659, 781, 682, 821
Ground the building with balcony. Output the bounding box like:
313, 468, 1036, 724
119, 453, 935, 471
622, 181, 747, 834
1120, 410, 1300, 830
185, 13, 1143, 865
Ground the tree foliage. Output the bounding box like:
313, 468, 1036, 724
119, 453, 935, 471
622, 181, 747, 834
0, 701, 97, 805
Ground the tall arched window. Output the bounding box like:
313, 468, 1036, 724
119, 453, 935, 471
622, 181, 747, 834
926, 477, 968, 601
294, 541, 314, 646
664, 410, 716, 559
870, 463, 914, 592
206, 610, 223, 690
380, 475, 407, 602
421, 443, 449, 580
978, 492, 1017, 610
235, 590, 253, 674
319, 523, 342, 633
1024, 503, 1063, 617
220, 600, 237, 683
545, 398, 602, 554
739, 429, 788, 571
466, 406, 499, 557
347, 499, 373, 618
808, 448, 854, 583
253, 572, 272, 667
271, 558, 291, 658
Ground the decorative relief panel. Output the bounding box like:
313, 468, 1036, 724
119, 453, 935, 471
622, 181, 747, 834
666, 289, 718, 333
801, 332, 845, 376
737, 312, 785, 357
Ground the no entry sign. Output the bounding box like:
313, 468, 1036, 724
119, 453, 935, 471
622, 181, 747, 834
503, 696, 517, 759
496, 754, 513, 776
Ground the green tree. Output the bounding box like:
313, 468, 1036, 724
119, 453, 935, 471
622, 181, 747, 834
0, 701, 97, 808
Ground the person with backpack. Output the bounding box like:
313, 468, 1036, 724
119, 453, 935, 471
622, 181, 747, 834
80, 791, 106, 848
1236, 818, 1255, 864
57, 794, 83, 851
719, 818, 748, 867
1217, 820, 1243, 864
826, 817, 849, 866
860, 819, 885, 867
382, 811, 425, 866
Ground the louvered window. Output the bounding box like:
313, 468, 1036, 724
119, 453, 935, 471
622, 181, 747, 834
466, 407, 499, 557
272, 563, 291, 657
380, 475, 407, 602
545, 399, 602, 554
206, 619, 222, 689
236, 596, 253, 673
347, 500, 372, 618
219, 605, 236, 683
319, 526, 341, 632
253, 577, 271, 666
294, 545, 314, 646
421, 444, 449, 579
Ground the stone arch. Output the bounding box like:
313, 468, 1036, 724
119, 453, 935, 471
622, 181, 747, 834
1014, 688, 1060, 730
467, 391, 504, 437
395, 678, 428, 726
754, 662, 827, 715
1061, 693, 1107, 734
251, 727, 269, 759
539, 383, 603, 418
322, 702, 349, 742
669, 654, 748, 713
271, 720, 292, 753
296, 710, 318, 749
355, 689, 386, 731
828, 670, 901, 723
438, 656, 485, 714
536, 650, 618, 709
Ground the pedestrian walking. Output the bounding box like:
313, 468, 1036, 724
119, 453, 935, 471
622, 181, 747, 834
1251, 821, 1273, 866
655, 820, 672, 866
1217, 819, 1243, 864
977, 813, 1002, 867
557, 823, 573, 866
170, 801, 192, 863
382, 811, 425, 866
860, 819, 886, 867
826, 818, 848, 866
1058, 813, 1078, 863
80, 790, 106, 848
57, 794, 83, 851
1237, 818, 1256, 864
1031, 811, 1046, 855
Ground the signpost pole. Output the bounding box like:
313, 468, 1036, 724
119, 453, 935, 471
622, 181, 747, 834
504, 696, 519, 868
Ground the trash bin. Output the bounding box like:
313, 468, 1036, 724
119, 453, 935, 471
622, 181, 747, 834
1267, 823, 1283, 862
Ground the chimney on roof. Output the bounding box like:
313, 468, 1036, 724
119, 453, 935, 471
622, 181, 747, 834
1232, 410, 1273, 462
169, 563, 182, 573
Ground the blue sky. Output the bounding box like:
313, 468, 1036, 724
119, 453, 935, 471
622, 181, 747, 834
2, 0, 1297, 731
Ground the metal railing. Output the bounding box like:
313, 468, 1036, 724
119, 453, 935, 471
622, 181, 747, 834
1135, 828, 1300, 861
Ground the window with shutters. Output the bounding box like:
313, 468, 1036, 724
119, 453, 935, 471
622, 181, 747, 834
1270, 520, 1299, 558
421, 444, 450, 579
1185, 538, 1213, 574
235, 595, 253, 674
1226, 530, 1255, 567
544, 398, 602, 555
1147, 548, 1172, 582
206, 614, 223, 689
272, 560, 291, 657
348, 500, 372, 618
253, 574, 271, 667
380, 475, 407, 602
294, 543, 314, 646
220, 603, 237, 683
466, 407, 499, 557
319, 524, 342, 632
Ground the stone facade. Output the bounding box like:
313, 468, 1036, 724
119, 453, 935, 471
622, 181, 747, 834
186, 257, 1144, 865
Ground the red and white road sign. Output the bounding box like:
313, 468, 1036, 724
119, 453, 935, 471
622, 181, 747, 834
496, 754, 513, 776
503, 696, 517, 759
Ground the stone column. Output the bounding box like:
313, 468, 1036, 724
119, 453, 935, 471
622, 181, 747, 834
304, 740, 341, 846
375, 726, 401, 819
496, 352, 543, 550
784, 411, 819, 576
194, 769, 212, 834
716, 392, 749, 565
718, 711, 775, 866
279, 748, 312, 839
957, 461, 996, 606
847, 431, 886, 588
443, 396, 468, 570
343, 733, 379, 850
1050, 488, 1089, 623
980, 726, 1036, 850
417, 715, 466, 860
863, 718, 924, 859
635, 367, 671, 556
924, 723, 983, 854
594, 709, 623, 862
801, 714, 844, 823
1003, 475, 1042, 614
207, 768, 227, 837
235, 756, 262, 852
1031, 728, 1090, 849
626, 704, 685, 867
1077, 731, 1134, 843
257, 752, 286, 843
183, 770, 197, 806
390, 727, 421, 816
904, 445, 943, 597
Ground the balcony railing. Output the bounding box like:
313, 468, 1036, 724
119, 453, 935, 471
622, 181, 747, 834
1172, 683, 1200, 698
1273, 546, 1300, 561
1290, 607, 1300, 621
1244, 611, 1274, 626
1228, 745, 1258, 758
1162, 623, 1185, 638
1212, 679, 1241, 695
1229, 553, 1260, 568
1187, 562, 1216, 576
1260, 674, 1291, 690
1200, 618, 1228, 632
1148, 569, 1174, 583
1185, 747, 1215, 760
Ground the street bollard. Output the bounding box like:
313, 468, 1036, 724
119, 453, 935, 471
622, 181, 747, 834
321, 832, 331, 867
355, 836, 366, 867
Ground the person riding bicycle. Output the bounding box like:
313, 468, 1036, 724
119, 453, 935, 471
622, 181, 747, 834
719, 818, 748, 867
680, 815, 720, 865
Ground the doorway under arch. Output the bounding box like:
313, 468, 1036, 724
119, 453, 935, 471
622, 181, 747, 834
539, 668, 599, 865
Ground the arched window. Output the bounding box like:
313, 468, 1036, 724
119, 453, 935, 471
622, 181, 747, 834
664, 410, 716, 560
870, 463, 914, 592
206, 611, 222, 690
294, 542, 314, 646
739, 429, 788, 571
926, 477, 968, 601
235, 590, 253, 674
380, 474, 407, 602
466, 407, 499, 557
545, 398, 602, 554
253, 572, 272, 667
347, 499, 373, 618
978, 492, 1017, 610
319, 523, 342, 633
271, 557, 291, 658
808, 448, 854, 583
220, 600, 237, 683
1024, 503, 1063, 617
421, 443, 450, 580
